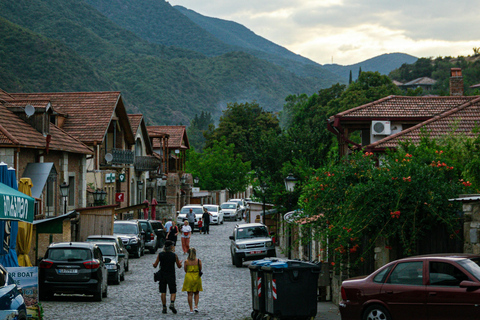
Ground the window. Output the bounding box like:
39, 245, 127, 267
386, 261, 423, 285
68, 176, 75, 207
429, 262, 470, 286
373, 265, 393, 283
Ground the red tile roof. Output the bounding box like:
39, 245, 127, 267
128, 114, 143, 135
0, 103, 92, 154
333, 96, 478, 120
367, 96, 480, 149
147, 126, 189, 150
6, 91, 133, 145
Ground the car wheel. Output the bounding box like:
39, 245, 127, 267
135, 246, 142, 258
113, 270, 121, 285
120, 269, 125, 281
141, 246, 145, 256
125, 260, 129, 272
231, 253, 235, 265
234, 254, 243, 268
93, 285, 103, 301
363, 304, 391, 320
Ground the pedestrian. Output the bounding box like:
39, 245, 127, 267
197, 218, 203, 234
202, 207, 212, 235
186, 208, 196, 233
166, 220, 179, 251
153, 240, 183, 314
181, 219, 192, 254
182, 247, 203, 314
164, 217, 173, 233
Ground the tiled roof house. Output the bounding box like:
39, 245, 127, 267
329, 68, 478, 157
147, 126, 190, 173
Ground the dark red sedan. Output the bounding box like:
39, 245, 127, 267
339, 254, 480, 320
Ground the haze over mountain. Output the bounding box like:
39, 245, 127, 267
0, 0, 417, 125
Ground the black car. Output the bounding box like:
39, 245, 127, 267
135, 219, 158, 254
93, 242, 125, 285
38, 242, 108, 301
86, 235, 130, 271
113, 220, 145, 258
149, 220, 166, 249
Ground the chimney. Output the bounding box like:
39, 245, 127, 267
450, 68, 464, 96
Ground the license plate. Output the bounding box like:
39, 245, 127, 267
249, 251, 263, 254
58, 269, 78, 274
105, 264, 115, 270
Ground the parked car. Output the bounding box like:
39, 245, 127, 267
0, 264, 27, 320
86, 235, 130, 271
228, 198, 247, 218
203, 204, 224, 225
93, 242, 125, 285
176, 205, 203, 230
340, 253, 480, 320
135, 219, 158, 253
229, 223, 276, 267
38, 242, 108, 301
220, 202, 242, 221
149, 220, 166, 249
113, 220, 145, 258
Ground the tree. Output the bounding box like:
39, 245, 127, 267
349, 70, 352, 84
185, 138, 251, 194
186, 111, 214, 152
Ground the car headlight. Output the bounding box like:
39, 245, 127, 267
129, 239, 137, 244
266, 241, 273, 247
236, 244, 246, 249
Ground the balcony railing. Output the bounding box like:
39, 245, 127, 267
100, 148, 134, 166
134, 155, 161, 172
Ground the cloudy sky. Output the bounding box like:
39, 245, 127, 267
168, 0, 478, 65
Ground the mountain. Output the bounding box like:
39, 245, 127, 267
323, 53, 419, 82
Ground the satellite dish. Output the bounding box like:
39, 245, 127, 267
25, 104, 35, 118
105, 153, 113, 162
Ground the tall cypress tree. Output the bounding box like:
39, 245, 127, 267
349, 70, 353, 84
358, 67, 362, 80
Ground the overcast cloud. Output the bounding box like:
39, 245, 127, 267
168, 0, 479, 65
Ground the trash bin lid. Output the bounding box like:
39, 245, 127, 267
261, 260, 321, 270
248, 258, 278, 270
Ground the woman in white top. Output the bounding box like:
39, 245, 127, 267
180, 219, 192, 254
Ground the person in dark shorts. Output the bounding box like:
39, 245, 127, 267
202, 207, 212, 234
153, 240, 182, 314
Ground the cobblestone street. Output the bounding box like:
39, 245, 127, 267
42, 221, 254, 320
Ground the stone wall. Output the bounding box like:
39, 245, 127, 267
463, 201, 480, 254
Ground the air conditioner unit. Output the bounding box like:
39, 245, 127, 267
371, 121, 391, 135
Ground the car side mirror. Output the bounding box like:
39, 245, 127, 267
460, 280, 480, 289
229, 236, 234, 240
104, 257, 112, 263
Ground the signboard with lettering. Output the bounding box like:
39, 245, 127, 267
105, 173, 116, 183
0, 183, 34, 223
7, 267, 39, 319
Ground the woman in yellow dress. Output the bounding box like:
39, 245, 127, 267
182, 247, 203, 314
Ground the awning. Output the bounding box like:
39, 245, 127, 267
0, 182, 34, 223
21, 163, 57, 198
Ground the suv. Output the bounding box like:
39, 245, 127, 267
113, 220, 145, 258
229, 223, 276, 267
220, 202, 242, 221
135, 219, 158, 254
228, 198, 247, 219
38, 242, 108, 301
176, 205, 204, 230
86, 235, 130, 271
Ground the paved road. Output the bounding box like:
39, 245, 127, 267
42, 220, 254, 319
42, 220, 341, 320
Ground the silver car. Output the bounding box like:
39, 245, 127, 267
203, 204, 224, 225
220, 202, 242, 221
229, 223, 276, 267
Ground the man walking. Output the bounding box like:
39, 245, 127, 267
202, 207, 212, 235
186, 208, 196, 232
153, 240, 183, 314
164, 217, 173, 233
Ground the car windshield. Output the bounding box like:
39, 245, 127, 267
203, 206, 218, 212
221, 204, 236, 209
97, 244, 116, 256
47, 248, 92, 261
139, 222, 151, 232
114, 223, 138, 234
236, 226, 269, 239
86, 237, 114, 243
180, 207, 203, 214
458, 258, 480, 281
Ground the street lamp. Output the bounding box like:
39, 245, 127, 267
193, 176, 199, 185
180, 174, 187, 185
284, 173, 298, 260
93, 189, 107, 206
59, 182, 69, 214
284, 173, 298, 192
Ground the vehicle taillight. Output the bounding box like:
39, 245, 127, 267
39, 260, 53, 269
150, 233, 155, 241
341, 286, 347, 300
83, 260, 100, 269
